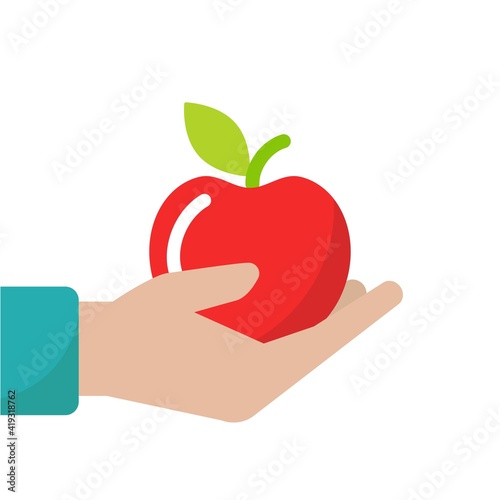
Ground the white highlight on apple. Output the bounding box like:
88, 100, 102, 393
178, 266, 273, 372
166, 194, 211, 272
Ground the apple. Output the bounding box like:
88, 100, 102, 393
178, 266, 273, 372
150, 103, 350, 343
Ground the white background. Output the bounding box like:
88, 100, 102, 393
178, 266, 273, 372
1, 0, 500, 499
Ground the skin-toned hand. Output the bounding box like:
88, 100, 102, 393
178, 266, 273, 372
79, 264, 402, 422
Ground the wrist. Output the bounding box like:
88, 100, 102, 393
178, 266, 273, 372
79, 302, 112, 396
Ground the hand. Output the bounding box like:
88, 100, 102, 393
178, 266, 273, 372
79, 264, 402, 422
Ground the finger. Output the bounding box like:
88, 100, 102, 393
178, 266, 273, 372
166, 263, 259, 310
332, 280, 366, 313
266, 281, 403, 376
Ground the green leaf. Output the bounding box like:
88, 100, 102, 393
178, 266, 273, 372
184, 103, 249, 176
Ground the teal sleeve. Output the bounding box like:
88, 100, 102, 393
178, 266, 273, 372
0, 287, 79, 415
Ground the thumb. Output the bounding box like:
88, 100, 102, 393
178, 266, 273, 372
165, 263, 259, 310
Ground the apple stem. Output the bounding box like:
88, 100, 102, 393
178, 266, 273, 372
245, 135, 291, 188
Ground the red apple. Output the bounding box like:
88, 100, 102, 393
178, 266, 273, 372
150, 103, 350, 343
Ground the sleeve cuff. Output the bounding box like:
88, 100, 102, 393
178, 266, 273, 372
0, 287, 79, 415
